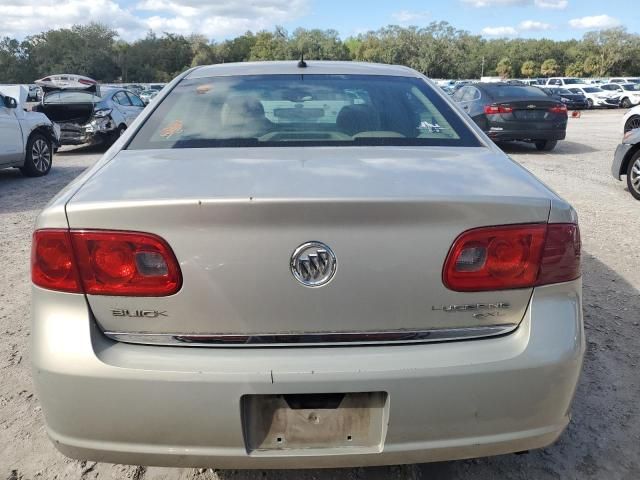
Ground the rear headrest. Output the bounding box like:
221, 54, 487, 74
336, 104, 380, 136
221, 96, 266, 128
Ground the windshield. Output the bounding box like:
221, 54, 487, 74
43, 91, 101, 104
483, 85, 549, 98
583, 87, 603, 93
622, 84, 640, 91
563, 79, 583, 85
128, 74, 480, 149
556, 88, 575, 95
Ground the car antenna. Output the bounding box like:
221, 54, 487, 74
297, 53, 307, 69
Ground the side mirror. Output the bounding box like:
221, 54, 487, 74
3, 96, 17, 109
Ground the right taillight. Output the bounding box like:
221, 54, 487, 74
31, 229, 182, 296
443, 223, 581, 292
549, 104, 568, 115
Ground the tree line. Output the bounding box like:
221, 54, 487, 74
1, 22, 639, 84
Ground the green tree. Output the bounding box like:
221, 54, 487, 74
565, 61, 584, 77
495, 57, 513, 78
521, 60, 537, 78
540, 58, 559, 77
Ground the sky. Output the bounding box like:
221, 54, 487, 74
1, 0, 637, 42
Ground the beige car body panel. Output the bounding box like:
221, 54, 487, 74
32, 61, 584, 467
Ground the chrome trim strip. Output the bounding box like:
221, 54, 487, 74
103, 324, 518, 347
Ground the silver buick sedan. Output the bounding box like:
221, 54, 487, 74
31, 61, 584, 469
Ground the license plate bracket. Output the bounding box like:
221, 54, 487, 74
242, 392, 388, 453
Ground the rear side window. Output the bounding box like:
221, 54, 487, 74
482, 85, 549, 99
113, 91, 132, 106
127, 75, 481, 149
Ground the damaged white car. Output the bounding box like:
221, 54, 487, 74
34, 75, 145, 146
0, 85, 60, 177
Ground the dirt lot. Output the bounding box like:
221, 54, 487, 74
1, 110, 639, 479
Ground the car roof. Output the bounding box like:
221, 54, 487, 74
187, 61, 422, 79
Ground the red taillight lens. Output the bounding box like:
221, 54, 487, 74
32, 230, 81, 293
549, 104, 568, 114
484, 105, 513, 115
31, 230, 181, 296
537, 224, 581, 285
443, 223, 581, 292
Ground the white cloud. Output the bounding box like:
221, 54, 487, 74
482, 26, 519, 37
463, 0, 567, 8
0, 0, 310, 40
391, 10, 431, 24
569, 15, 621, 30
519, 20, 553, 31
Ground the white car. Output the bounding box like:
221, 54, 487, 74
609, 77, 640, 85
545, 77, 586, 88
0, 86, 60, 176
622, 104, 640, 133
600, 83, 640, 109
567, 86, 620, 109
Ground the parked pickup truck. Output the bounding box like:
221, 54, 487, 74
0, 85, 60, 177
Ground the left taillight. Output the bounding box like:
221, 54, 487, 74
31, 229, 182, 296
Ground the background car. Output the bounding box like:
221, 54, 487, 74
545, 77, 585, 87
609, 77, 640, 85
0, 86, 59, 176
612, 128, 640, 200
139, 89, 159, 104
541, 87, 589, 110
34, 82, 145, 145
622, 105, 640, 133
600, 83, 640, 108
567, 86, 619, 109
453, 82, 568, 151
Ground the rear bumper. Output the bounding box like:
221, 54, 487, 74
487, 128, 566, 142
57, 118, 115, 146
32, 280, 584, 469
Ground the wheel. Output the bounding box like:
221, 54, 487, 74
587, 98, 594, 109
624, 115, 640, 133
535, 140, 557, 152
627, 151, 640, 200
111, 125, 127, 144
20, 133, 52, 177
621, 97, 632, 109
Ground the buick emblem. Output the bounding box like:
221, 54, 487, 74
290, 241, 337, 287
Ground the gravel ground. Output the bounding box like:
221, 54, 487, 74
1, 110, 639, 479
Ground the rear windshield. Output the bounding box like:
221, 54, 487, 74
582, 87, 602, 93
483, 85, 549, 98
563, 79, 583, 85
127, 75, 480, 149
43, 91, 100, 104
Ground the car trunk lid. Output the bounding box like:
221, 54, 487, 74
66, 146, 552, 345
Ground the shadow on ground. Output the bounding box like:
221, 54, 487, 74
497, 140, 598, 155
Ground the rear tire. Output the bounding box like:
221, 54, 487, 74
535, 140, 557, 152
621, 97, 632, 109
20, 133, 52, 177
624, 115, 640, 133
627, 151, 640, 200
